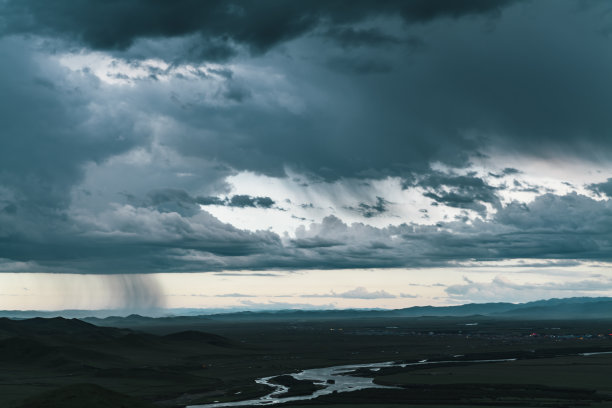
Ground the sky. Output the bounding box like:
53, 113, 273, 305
2, 0, 612, 312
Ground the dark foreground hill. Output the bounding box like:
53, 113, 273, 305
16, 384, 155, 408
0, 316, 129, 341
0, 317, 244, 407
0, 316, 233, 348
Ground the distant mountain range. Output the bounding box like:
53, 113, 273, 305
2, 296, 612, 321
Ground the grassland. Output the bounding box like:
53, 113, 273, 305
1, 314, 612, 407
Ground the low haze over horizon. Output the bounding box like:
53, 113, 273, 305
3, 0, 612, 312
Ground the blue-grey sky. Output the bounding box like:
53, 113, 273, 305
2, 0, 612, 309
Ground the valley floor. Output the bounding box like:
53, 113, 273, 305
2, 315, 612, 407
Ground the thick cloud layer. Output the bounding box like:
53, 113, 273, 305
1, 0, 612, 275
73, 0, 612, 182
0, 0, 516, 57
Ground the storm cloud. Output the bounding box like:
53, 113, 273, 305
1, 0, 612, 277
412, 172, 501, 216
143, 188, 276, 215
587, 178, 612, 198
347, 196, 390, 218
0, 0, 516, 57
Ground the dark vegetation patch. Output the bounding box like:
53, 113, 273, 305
162, 330, 235, 347
16, 383, 155, 408
281, 384, 611, 407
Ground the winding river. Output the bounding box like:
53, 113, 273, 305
187, 358, 517, 407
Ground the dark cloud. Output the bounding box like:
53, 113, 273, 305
322, 27, 403, 49
511, 180, 541, 194
326, 56, 394, 75
488, 167, 520, 178
147, 188, 202, 216
18, 0, 601, 188
0, 38, 151, 257
503, 168, 520, 175
3, 0, 612, 276
426, 193, 612, 262
587, 178, 612, 198
141, 189, 276, 214
196, 196, 227, 207
348, 196, 390, 218
3, 190, 612, 273
291, 215, 309, 222
411, 172, 501, 216
229, 195, 275, 208
281, 193, 612, 270
1, 0, 610, 188
0, 0, 517, 60
156, 0, 612, 183
495, 193, 611, 233
291, 237, 343, 249
0, 52, 142, 208
0, 205, 283, 273
222, 82, 252, 103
